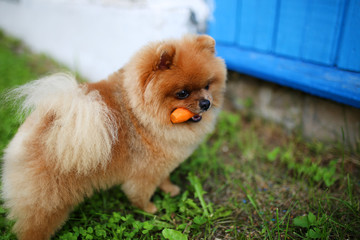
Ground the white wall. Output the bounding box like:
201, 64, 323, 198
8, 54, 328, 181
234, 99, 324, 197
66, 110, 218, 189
0, 0, 209, 81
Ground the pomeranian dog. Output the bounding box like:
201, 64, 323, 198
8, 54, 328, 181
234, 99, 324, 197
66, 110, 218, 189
1, 35, 226, 240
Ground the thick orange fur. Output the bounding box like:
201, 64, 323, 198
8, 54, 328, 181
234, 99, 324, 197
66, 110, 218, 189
1, 35, 226, 239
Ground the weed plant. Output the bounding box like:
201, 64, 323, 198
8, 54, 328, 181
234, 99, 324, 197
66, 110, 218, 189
0, 30, 359, 239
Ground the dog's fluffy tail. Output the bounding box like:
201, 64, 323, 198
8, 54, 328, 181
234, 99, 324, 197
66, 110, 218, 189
5, 73, 118, 174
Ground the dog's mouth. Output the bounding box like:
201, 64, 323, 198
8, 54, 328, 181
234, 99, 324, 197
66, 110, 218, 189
189, 113, 202, 122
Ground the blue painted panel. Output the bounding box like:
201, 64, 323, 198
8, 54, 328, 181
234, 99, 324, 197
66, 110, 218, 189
274, 0, 308, 58
216, 44, 360, 108
207, 0, 238, 45
207, 0, 360, 108
275, 0, 344, 66
236, 0, 278, 52
337, 0, 360, 72
301, 0, 344, 65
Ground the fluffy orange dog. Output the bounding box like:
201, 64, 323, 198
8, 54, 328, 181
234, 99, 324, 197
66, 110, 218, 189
2, 35, 226, 239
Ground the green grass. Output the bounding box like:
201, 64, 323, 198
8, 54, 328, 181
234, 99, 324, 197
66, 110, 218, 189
0, 30, 359, 239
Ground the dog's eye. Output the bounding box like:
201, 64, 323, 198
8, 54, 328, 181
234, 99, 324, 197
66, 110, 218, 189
176, 90, 190, 99
205, 83, 210, 90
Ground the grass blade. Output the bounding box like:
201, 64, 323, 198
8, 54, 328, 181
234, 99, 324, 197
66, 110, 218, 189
188, 173, 210, 217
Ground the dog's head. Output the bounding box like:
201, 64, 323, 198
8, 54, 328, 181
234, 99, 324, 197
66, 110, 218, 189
124, 35, 226, 129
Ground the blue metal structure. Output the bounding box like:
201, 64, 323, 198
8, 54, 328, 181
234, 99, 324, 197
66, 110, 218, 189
207, 0, 360, 108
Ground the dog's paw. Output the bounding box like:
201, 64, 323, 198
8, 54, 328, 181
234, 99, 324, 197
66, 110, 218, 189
144, 202, 158, 214
159, 177, 181, 197
169, 184, 181, 197
164, 184, 181, 197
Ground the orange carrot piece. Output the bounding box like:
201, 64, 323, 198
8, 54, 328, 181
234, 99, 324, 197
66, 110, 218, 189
170, 108, 195, 123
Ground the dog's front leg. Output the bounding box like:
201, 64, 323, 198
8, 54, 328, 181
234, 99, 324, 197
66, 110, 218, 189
121, 175, 158, 213
159, 176, 180, 197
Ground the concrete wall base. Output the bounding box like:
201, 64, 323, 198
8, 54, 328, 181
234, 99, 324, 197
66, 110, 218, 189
225, 71, 360, 151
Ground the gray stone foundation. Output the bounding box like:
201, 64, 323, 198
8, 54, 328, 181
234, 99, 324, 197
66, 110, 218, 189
225, 71, 360, 150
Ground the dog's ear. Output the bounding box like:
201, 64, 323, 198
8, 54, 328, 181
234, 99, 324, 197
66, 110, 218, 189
197, 35, 215, 54
156, 44, 176, 70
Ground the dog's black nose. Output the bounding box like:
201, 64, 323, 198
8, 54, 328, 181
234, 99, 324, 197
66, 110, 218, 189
199, 99, 211, 111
